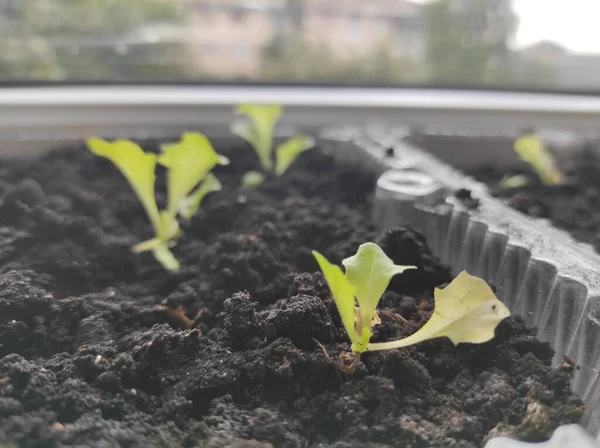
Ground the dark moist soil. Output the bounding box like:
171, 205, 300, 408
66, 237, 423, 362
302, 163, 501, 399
468, 143, 600, 254
0, 138, 583, 448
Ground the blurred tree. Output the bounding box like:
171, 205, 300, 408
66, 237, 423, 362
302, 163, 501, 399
266, 0, 306, 60
261, 38, 426, 84
0, 0, 193, 80
284, 0, 305, 31
24, 0, 183, 37
0, 38, 63, 80
424, 0, 518, 85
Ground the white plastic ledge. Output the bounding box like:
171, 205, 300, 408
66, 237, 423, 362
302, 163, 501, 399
1, 86, 600, 142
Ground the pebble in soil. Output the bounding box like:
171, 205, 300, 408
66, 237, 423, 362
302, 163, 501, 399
0, 139, 584, 447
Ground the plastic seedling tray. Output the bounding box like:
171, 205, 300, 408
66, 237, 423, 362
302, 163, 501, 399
322, 125, 600, 447
0, 120, 595, 447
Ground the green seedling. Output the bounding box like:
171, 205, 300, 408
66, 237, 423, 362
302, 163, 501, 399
231, 104, 315, 187
513, 134, 564, 186
313, 243, 511, 373
87, 138, 180, 270
159, 132, 229, 222
241, 171, 266, 188
177, 173, 223, 221
87, 132, 228, 271
499, 174, 530, 189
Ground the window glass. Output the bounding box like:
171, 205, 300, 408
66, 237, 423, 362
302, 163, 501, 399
1, 0, 599, 91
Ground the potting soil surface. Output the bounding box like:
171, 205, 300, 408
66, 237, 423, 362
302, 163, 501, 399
0, 139, 584, 447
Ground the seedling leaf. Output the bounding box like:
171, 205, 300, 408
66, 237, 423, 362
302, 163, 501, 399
232, 104, 282, 172
159, 132, 229, 219
342, 242, 416, 335
178, 173, 222, 221
312, 250, 360, 347
132, 237, 180, 271
152, 244, 180, 272
513, 135, 563, 185
499, 174, 530, 189
86, 137, 183, 271
230, 120, 255, 145
242, 171, 266, 188
132, 237, 163, 253
86, 137, 162, 237
132, 211, 181, 270
275, 136, 316, 176
367, 271, 510, 352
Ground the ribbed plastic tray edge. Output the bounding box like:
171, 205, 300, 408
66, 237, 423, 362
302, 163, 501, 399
320, 125, 600, 445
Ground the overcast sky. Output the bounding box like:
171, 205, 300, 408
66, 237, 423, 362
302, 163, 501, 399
412, 0, 600, 54
513, 0, 600, 53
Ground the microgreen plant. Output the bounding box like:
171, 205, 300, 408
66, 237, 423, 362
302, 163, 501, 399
313, 243, 511, 372
159, 132, 229, 222
499, 173, 530, 189
87, 132, 228, 271
513, 133, 564, 186
231, 104, 315, 187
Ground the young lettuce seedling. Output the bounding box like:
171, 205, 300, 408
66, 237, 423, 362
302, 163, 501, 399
86, 132, 228, 271
159, 132, 229, 222
513, 133, 564, 186
313, 242, 511, 373
499, 173, 530, 189
231, 104, 315, 187
87, 138, 181, 270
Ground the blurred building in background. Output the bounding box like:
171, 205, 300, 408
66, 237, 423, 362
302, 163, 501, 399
0, 0, 598, 90
184, 0, 426, 81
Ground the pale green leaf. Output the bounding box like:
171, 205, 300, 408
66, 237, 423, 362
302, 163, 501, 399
133, 212, 181, 271
513, 135, 564, 186
87, 137, 184, 272
313, 250, 360, 347
178, 173, 222, 221
159, 210, 181, 241
367, 271, 511, 352
342, 242, 415, 334
241, 171, 266, 188
275, 136, 316, 176
133, 211, 180, 248
232, 104, 282, 172
132, 238, 180, 271
499, 174, 530, 189
152, 244, 180, 272
230, 120, 255, 145
132, 237, 163, 253
159, 132, 229, 219
86, 137, 162, 238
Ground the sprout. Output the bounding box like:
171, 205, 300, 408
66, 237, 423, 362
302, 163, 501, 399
313, 243, 511, 372
241, 171, 266, 189
177, 173, 223, 221
499, 174, 530, 189
87, 137, 180, 271
86, 133, 227, 271
274, 135, 317, 176
313, 243, 416, 355
231, 104, 281, 173
231, 104, 315, 187
513, 134, 563, 186
159, 132, 229, 221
